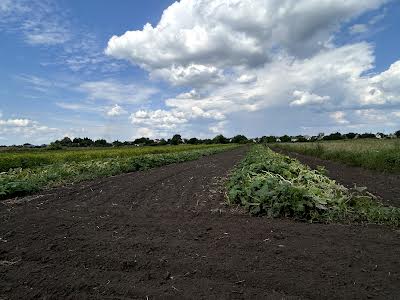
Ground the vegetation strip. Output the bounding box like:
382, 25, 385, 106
0, 144, 233, 172
0, 144, 239, 199
227, 145, 400, 226
272, 139, 400, 173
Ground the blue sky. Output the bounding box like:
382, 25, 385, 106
0, 0, 400, 145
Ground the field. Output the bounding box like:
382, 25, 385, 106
0, 144, 232, 172
0, 144, 238, 199
272, 138, 400, 173
1, 146, 399, 299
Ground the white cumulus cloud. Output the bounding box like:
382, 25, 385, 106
290, 91, 331, 106
106, 104, 127, 117
104, 0, 400, 137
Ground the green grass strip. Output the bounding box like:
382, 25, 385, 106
273, 139, 400, 173
227, 145, 400, 226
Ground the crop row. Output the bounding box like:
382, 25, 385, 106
227, 145, 400, 226
0, 144, 228, 172
0, 144, 239, 199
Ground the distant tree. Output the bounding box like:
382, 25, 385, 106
112, 140, 123, 147
280, 135, 291, 143
345, 132, 357, 139
72, 137, 83, 147
94, 139, 111, 147
123, 141, 133, 146
294, 135, 308, 142
170, 134, 183, 145
359, 133, 375, 139
187, 137, 199, 144
395, 130, 400, 138
264, 136, 278, 143
323, 132, 343, 141
47, 142, 63, 150
231, 135, 248, 144
81, 137, 95, 147
60, 137, 72, 147
133, 137, 155, 145
213, 134, 229, 144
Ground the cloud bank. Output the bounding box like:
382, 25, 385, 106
104, 0, 399, 137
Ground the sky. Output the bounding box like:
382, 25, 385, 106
0, 0, 400, 145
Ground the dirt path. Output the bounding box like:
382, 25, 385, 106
272, 148, 400, 208
1, 147, 399, 299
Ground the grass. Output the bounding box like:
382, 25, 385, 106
0, 144, 228, 172
272, 139, 400, 173
0, 144, 239, 199
227, 145, 400, 226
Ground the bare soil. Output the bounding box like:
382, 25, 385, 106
1, 147, 399, 299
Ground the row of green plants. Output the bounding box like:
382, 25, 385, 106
0, 144, 239, 199
272, 139, 400, 173
0, 144, 230, 172
227, 145, 400, 226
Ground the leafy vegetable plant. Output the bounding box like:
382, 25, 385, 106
227, 145, 400, 226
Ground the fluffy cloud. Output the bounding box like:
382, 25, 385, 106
124, 43, 400, 136
106, 104, 127, 117
0, 115, 59, 144
0, 118, 31, 127
105, 0, 400, 137
106, 0, 386, 84
237, 74, 257, 84
150, 64, 225, 86
130, 110, 188, 130
290, 91, 330, 106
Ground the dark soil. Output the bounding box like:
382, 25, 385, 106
1, 147, 399, 299
273, 148, 400, 208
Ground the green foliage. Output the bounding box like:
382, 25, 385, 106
274, 139, 400, 173
227, 145, 400, 226
212, 134, 229, 144
170, 134, 183, 145
231, 135, 248, 144
280, 135, 291, 142
0, 144, 239, 199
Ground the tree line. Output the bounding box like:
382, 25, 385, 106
2, 130, 399, 149
45, 134, 249, 149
